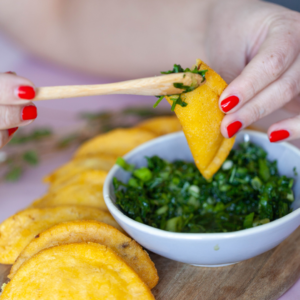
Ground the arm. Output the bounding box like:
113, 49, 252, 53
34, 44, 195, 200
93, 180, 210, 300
0, 0, 210, 78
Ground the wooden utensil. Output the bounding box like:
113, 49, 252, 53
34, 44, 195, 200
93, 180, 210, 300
34, 73, 203, 101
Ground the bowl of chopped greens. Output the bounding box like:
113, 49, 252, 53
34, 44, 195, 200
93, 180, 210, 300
103, 130, 300, 266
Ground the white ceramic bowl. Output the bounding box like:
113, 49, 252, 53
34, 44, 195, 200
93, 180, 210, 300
103, 130, 300, 266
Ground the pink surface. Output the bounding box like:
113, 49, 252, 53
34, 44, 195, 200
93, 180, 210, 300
0, 37, 299, 300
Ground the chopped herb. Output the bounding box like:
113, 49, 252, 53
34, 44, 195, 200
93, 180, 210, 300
155, 64, 208, 111
57, 134, 78, 149
153, 96, 164, 108
161, 64, 207, 82
116, 157, 135, 173
133, 167, 152, 182
23, 150, 39, 166
243, 212, 254, 229
9, 128, 52, 145
5, 166, 23, 181
173, 82, 198, 93
114, 142, 295, 233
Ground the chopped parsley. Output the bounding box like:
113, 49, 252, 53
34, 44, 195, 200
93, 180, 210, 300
23, 150, 39, 166
154, 64, 208, 111
114, 142, 295, 233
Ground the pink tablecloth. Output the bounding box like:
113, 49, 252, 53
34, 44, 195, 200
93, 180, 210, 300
0, 33, 299, 300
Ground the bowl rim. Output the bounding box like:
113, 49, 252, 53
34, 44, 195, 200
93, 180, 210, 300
103, 130, 300, 240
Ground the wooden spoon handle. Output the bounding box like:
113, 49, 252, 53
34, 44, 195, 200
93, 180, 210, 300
34, 73, 203, 101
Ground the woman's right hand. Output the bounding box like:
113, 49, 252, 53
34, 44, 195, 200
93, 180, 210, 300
0, 72, 37, 149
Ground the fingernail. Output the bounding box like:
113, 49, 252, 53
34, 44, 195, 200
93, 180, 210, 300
227, 121, 242, 138
269, 130, 290, 142
6, 71, 16, 75
221, 96, 239, 112
8, 127, 18, 136
18, 86, 35, 100
22, 106, 37, 120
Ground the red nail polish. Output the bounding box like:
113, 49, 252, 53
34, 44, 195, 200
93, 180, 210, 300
6, 71, 16, 75
8, 127, 18, 136
18, 86, 35, 100
221, 96, 239, 112
22, 106, 37, 120
269, 130, 290, 142
227, 121, 242, 138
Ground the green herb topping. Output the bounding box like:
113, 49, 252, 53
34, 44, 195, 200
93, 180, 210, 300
114, 142, 295, 233
154, 64, 208, 111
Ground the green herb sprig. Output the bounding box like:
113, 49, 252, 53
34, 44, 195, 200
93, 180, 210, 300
0, 106, 174, 183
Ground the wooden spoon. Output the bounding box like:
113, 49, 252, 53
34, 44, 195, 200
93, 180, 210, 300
34, 73, 204, 101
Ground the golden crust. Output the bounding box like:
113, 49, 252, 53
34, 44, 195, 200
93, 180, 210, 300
137, 116, 181, 136
30, 183, 108, 211
43, 154, 116, 185
9, 220, 158, 289
0, 206, 123, 264
166, 59, 235, 179
1, 243, 155, 300
47, 169, 108, 193
74, 128, 157, 159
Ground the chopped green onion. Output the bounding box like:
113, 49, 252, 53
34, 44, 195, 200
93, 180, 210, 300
222, 160, 233, 170
259, 159, 270, 182
251, 177, 262, 190
165, 216, 182, 232
156, 205, 168, 215
243, 212, 254, 229
287, 191, 294, 202
116, 157, 135, 173
133, 167, 152, 182
253, 218, 270, 227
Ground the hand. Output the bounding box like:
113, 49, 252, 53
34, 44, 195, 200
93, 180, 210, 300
0, 72, 37, 149
205, 0, 300, 142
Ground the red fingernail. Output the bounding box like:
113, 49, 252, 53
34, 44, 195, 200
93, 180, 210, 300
6, 71, 16, 75
269, 130, 290, 142
22, 106, 37, 120
18, 86, 35, 100
227, 121, 242, 138
8, 127, 18, 136
221, 96, 239, 112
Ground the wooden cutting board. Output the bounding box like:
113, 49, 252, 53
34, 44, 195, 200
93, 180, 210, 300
150, 225, 300, 300
1, 225, 300, 300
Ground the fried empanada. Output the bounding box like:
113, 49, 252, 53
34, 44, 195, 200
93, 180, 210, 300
0, 206, 122, 264
9, 220, 158, 289
166, 59, 235, 179
1, 243, 154, 299
74, 128, 157, 159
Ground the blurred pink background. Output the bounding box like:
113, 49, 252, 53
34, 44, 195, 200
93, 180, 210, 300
0, 31, 299, 300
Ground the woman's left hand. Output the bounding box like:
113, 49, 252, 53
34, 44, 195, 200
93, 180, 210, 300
205, 0, 300, 142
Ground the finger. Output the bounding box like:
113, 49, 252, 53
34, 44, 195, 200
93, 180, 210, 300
0, 128, 18, 149
220, 55, 300, 138
0, 73, 36, 105
219, 19, 300, 113
0, 104, 38, 130
268, 116, 300, 142
283, 95, 300, 114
